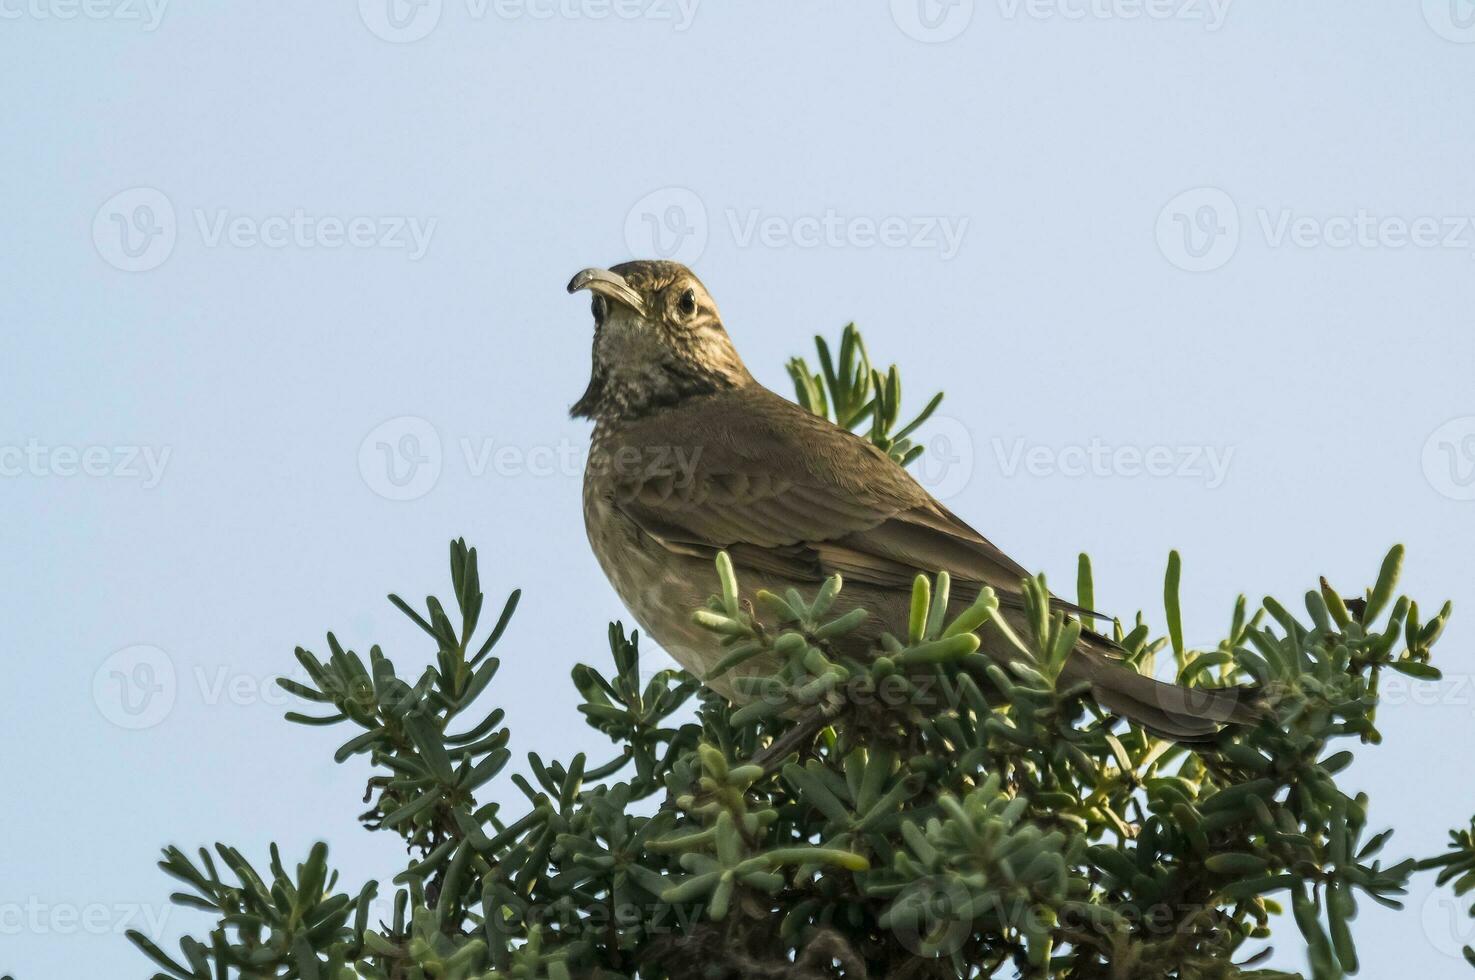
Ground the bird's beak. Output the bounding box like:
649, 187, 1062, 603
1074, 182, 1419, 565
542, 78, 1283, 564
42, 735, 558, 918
567, 268, 646, 318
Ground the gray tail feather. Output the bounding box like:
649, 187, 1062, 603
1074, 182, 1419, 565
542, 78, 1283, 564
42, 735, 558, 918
1067, 647, 1264, 743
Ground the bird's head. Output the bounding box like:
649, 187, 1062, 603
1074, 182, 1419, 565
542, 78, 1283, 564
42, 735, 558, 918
567, 260, 752, 420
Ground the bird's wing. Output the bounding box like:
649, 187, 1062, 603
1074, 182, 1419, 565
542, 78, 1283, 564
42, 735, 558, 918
603, 386, 1040, 598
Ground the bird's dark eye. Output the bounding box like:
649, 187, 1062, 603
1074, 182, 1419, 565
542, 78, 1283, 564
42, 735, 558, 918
677, 288, 697, 316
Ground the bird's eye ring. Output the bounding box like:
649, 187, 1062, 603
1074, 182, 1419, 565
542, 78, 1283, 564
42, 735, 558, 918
677, 288, 697, 316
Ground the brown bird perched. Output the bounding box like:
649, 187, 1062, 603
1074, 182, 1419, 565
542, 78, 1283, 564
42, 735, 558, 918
568, 260, 1257, 741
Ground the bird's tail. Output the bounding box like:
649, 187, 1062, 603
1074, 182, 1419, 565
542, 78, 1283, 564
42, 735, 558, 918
1061, 643, 1263, 742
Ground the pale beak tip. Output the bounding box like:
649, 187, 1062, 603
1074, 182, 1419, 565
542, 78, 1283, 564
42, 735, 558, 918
567, 267, 610, 295
567, 267, 646, 317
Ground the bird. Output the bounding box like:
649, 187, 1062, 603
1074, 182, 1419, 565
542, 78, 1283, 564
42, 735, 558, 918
567, 260, 1257, 741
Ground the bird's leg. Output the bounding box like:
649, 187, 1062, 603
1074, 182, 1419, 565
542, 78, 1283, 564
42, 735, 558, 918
753, 696, 847, 773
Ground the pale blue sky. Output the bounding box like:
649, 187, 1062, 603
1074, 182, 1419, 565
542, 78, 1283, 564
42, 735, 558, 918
4, 2, 1475, 976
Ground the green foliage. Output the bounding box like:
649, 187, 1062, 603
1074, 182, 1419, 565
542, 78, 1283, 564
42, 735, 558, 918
127, 842, 374, 979
1418, 819, 1475, 967
132, 329, 1474, 979
787, 322, 943, 466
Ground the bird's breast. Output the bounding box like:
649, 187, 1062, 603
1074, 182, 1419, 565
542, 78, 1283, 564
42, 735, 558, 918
582, 464, 715, 671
